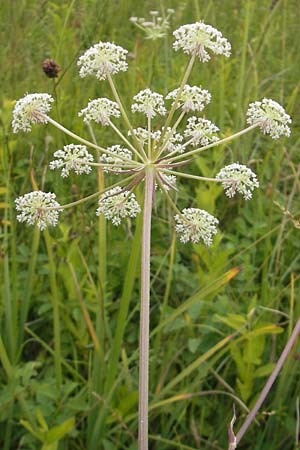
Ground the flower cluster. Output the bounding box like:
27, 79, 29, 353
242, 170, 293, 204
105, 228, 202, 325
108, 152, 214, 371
99, 145, 133, 172
184, 117, 219, 146
246, 98, 291, 139
77, 41, 128, 80
131, 88, 167, 118
15, 191, 61, 230
129, 127, 161, 145
12, 93, 53, 133
130, 9, 175, 40
96, 187, 141, 225
173, 22, 231, 62
175, 208, 219, 245
216, 163, 259, 200
166, 84, 211, 112
49, 144, 94, 177
79, 98, 120, 126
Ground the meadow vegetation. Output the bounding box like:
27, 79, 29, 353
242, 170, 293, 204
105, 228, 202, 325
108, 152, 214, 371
0, 0, 300, 449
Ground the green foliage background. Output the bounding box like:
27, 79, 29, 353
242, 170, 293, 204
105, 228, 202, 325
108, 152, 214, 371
1, 0, 300, 449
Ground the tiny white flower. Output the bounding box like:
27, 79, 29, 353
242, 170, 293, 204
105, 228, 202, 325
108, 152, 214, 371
99, 145, 133, 172
49, 144, 93, 177
78, 98, 120, 125
77, 41, 128, 81
130, 9, 174, 40
175, 208, 218, 245
96, 186, 141, 225
131, 88, 167, 118
216, 163, 259, 200
184, 116, 219, 146
159, 174, 177, 191
128, 127, 161, 146
166, 84, 211, 112
173, 22, 231, 62
246, 98, 291, 139
12, 93, 54, 133
15, 191, 61, 230
159, 127, 184, 154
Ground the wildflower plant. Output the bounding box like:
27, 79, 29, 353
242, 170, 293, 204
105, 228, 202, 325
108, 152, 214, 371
13, 18, 292, 450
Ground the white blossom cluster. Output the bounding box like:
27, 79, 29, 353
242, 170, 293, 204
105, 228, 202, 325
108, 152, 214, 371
12, 93, 54, 133
158, 174, 177, 191
49, 144, 94, 177
79, 98, 120, 126
173, 22, 231, 62
130, 9, 175, 40
166, 84, 211, 112
99, 145, 133, 172
184, 117, 220, 146
175, 208, 219, 245
96, 187, 141, 225
246, 98, 291, 139
216, 163, 259, 200
128, 127, 161, 146
77, 41, 128, 80
15, 191, 61, 230
131, 88, 167, 118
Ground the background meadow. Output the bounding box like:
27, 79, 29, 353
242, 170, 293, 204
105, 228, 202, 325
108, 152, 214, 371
1, 0, 300, 449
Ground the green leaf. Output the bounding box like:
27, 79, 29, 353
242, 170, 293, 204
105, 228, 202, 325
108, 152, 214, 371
45, 417, 75, 444
254, 363, 276, 378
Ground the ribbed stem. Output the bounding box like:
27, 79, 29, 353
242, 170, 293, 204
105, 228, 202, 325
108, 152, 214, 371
139, 167, 154, 450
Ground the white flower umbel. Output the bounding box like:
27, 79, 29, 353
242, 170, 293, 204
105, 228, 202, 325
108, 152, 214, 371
173, 22, 231, 62
96, 186, 141, 226
184, 116, 220, 146
12, 93, 54, 133
78, 98, 120, 126
159, 127, 184, 154
159, 174, 177, 191
129, 127, 161, 146
216, 163, 259, 200
77, 41, 128, 81
15, 191, 60, 230
130, 9, 174, 40
175, 208, 219, 245
246, 98, 291, 139
99, 145, 133, 172
131, 88, 167, 118
166, 84, 211, 112
49, 144, 93, 177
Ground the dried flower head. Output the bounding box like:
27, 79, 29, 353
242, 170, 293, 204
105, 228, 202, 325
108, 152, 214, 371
166, 84, 211, 112
246, 98, 291, 139
77, 41, 128, 80
78, 98, 120, 125
184, 116, 219, 146
131, 88, 167, 118
15, 191, 61, 230
216, 163, 259, 200
173, 22, 231, 62
175, 208, 219, 245
42, 58, 60, 78
49, 144, 93, 177
99, 145, 133, 172
12, 93, 54, 133
130, 9, 174, 40
96, 186, 141, 225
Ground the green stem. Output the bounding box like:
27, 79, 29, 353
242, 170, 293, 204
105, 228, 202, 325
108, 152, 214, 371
107, 74, 147, 158
155, 110, 186, 159
160, 168, 223, 183
46, 116, 140, 165
109, 120, 146, 162
164, 124, 259, 163
139, 167, 154, 450
44, 230, 62, 390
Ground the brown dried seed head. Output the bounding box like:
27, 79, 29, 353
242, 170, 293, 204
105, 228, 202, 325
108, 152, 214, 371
42, 59, 60, 78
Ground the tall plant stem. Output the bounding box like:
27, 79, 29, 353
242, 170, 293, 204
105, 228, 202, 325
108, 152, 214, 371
44, 230, 62, 390
139, 167, 155, 450
235, 317, 300, 446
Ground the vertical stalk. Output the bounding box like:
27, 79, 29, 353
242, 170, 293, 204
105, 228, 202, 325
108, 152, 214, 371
44, 230, 62, 390
139, 167, 154, 450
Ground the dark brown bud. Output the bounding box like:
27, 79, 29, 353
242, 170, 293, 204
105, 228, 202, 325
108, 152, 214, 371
42, 59, 60, 78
